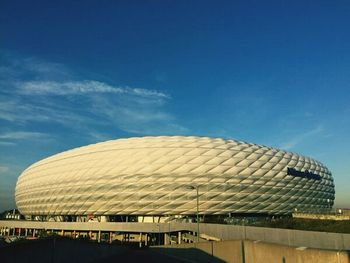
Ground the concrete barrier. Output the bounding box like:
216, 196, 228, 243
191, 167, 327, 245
244, 241, 349, 263
212, 240, 242, 263
158, 240, 350, 263
1, 220, 350, 250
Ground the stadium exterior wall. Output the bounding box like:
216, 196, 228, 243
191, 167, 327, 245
15, 136, 335, 217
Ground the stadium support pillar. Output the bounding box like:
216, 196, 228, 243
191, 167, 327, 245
61, 229, 64, 236
25, 228, 28, 236
109, 232, 113, 244
145, 233, 148, 246
18, 228, 21, 236
98, 231, 101, 243
164, 233, 170, 245
12, 228, 16, 236
139, 233, 142, 248
73, 230, 76, 239
178, 232, 181, 244
33, 229, 35, 237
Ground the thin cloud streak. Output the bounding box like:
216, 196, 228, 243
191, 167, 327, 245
0, 51, 71, 80
0, 166, 9, 173
279, 126, 324, 150
18, 80, 170, 99
0, 131, 49, 140
90, 95, 187, 135
0, 141, 16, 146
0, 52, 187, 140
0, 98, 96, 127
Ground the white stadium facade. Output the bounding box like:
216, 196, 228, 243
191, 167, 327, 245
15, 136, 335, 222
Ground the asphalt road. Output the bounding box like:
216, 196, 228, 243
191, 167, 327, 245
94, 247, 193, 262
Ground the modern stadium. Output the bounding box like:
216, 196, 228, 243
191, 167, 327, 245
14, 136, 335, 223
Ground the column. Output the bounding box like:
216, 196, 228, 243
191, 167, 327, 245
164, 233, 170, 245
139, 233, 142, 248
178, 232, 181, 244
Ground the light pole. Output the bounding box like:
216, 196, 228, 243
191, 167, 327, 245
187, 185, 199, 242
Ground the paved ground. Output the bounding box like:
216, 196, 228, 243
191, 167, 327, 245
0, 238, 214, 263
94, 247, 192, 262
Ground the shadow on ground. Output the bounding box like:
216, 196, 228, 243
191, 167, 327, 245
0, 237, 224, 263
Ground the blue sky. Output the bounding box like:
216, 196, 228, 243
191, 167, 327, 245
0, 0, 349, 211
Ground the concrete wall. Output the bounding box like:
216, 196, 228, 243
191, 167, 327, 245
1, 220, 350, 250
158, 240, 350, 263
152, 240, 242, 262
245, 241, 349, 263
212, 240, 243, 263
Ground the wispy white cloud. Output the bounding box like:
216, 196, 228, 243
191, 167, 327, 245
0, 141, 16, 146
0, 98, 95, 126
0, 131, 49, 140
278, 125, 324, 150
0, 51, 71, 81
87, 131, 114, 142
18, 80, 170, 99
90, 95, 187, 135
0, 166, 9, 173
0, 51, 187, 140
